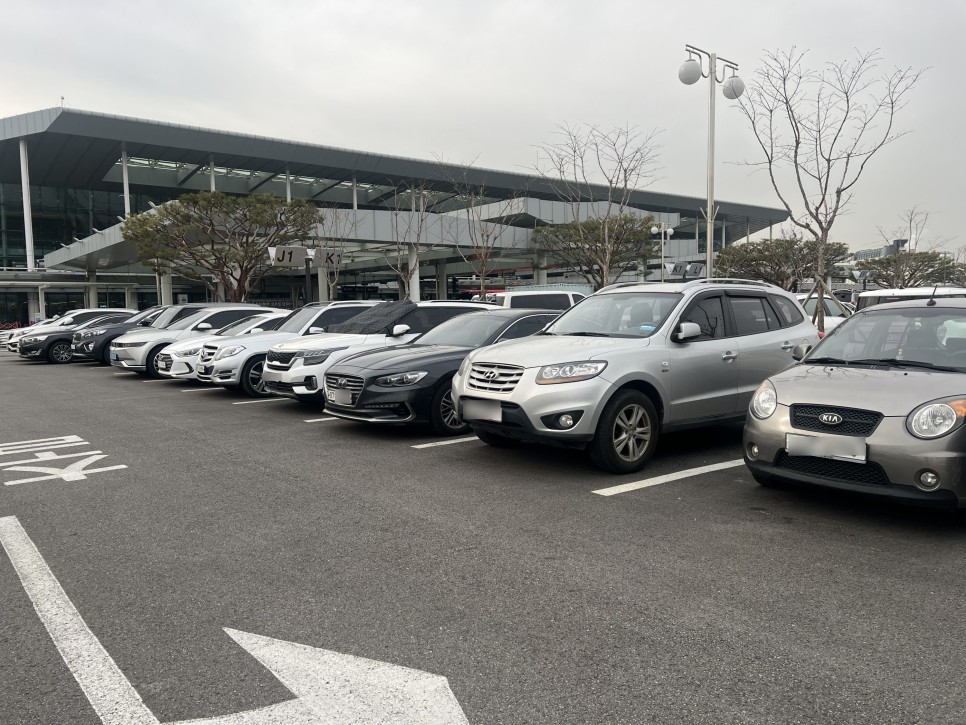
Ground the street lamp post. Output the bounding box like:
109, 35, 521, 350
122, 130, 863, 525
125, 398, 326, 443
650, 223, 674, 282
679, 44, 744, 279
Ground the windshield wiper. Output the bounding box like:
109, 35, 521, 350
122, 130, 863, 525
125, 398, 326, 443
853, 358, 963, 373
565, 332, 612, 337
802, 356, 854, 365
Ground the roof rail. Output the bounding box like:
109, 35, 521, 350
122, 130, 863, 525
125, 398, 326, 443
681, 278, 780, 290
595, 281, 646, 293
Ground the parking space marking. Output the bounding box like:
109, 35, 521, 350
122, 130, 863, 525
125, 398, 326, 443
179, 387, 221, 393
231, 398, 289, 405
0, 435, 127, 487
592, 459, 745, 497
303, 417, 336, 423
112, 372, 137, 376
141, 379, 177, 383
411, 436, 479, 449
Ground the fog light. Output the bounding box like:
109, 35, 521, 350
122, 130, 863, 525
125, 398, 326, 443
748, 444, 759, 459
304, 376, 318, 391
917, 471, 940, 491
558, 414, 575, 429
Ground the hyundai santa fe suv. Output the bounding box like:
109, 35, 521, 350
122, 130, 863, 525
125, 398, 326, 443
451, 279, 819, 473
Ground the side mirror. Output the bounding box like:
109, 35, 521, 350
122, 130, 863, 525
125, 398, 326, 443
391, 324, 411, 337
249, 328, 264, 335
308, 326, 325, 334
672, 321, 701, 343
195, 322, 213, 331
792, 343, 812, 361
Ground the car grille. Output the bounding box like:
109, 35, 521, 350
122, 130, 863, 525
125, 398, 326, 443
266, 349, 297, 368
775, 451, 889, 486
323, 374, 365, 406
156, 352, 173, 367
467, 363, 524, 393
790, 405, 882, 437
264, 381, 295, 394
199, 345, 218, 363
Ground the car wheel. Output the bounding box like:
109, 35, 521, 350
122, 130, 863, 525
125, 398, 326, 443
240, 356, 270, 397
588, 390, 658, 474
145, 345, 166, 378
47, 341, 73, 364
100, 341, 115, 366
429, 381, 469, 436
473, 426, 520, 448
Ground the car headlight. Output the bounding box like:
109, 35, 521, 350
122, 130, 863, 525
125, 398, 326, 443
20, 335, 46, 343
375, 371, 428, 386
113, 340, 147, 348
535, 360, 607, 385
174, 346, 202, 358
750, 380, 778, 419
907, 398, 966, 439
215, 345, 245, 360
300, 347, 348, 366
79, 328, 106, 338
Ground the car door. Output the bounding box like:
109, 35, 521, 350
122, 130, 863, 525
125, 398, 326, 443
727, 293, 797, 409
665, 292, 740, 422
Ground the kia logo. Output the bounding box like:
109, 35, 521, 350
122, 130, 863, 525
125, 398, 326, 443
481, 370, 498, 380
819, 412, 843, 425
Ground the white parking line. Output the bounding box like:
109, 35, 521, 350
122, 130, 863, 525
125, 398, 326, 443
232, 398, 289, 405
411, 436, 479, 449
179, 387, 221, 393
303, 417, 336, 423
592, 459, 745, 496
141, 378, 176, 383
112, 372, 137, 376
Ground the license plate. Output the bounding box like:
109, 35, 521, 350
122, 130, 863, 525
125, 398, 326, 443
326, 388, 352, 405
462, 398, 502, 423
786, 433, 866, 463
110, 352, 118, 361
158, 360, 169, 370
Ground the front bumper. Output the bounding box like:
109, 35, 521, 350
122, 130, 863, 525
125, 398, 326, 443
262, 362, 329, 401
71, 339, 99, 360
324, 382, 436, 424
743, 407, 966, 508
109, 345, 148, 370
158, 353, 200, 379
17, 341, 47, 358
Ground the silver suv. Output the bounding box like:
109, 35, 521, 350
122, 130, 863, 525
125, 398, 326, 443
452, 279, 818, 473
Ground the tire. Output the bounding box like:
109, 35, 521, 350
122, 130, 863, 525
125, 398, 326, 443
145, 345, 166, 378
429, 380, 469, 436
588, 390, 659, 474
474, 426, 520, 448
100, 341, 115, 366
240, 356, 270, 397
47, 341, 73, 364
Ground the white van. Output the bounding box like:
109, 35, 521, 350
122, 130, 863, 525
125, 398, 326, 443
488, 290, 586, 310
855, 287, 966, 311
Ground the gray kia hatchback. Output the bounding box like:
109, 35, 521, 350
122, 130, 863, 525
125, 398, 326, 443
744, 298, 966, 508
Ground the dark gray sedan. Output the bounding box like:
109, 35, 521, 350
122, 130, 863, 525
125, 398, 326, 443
744, 298, 966, 508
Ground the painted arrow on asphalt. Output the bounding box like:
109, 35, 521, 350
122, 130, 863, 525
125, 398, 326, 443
0, 516, 469, 724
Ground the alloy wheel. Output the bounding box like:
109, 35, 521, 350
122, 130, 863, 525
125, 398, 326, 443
611, 403, 652, 462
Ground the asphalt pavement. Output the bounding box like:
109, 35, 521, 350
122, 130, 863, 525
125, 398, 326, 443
1, 352, 965, 725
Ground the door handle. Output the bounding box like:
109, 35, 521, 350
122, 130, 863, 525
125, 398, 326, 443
721, 351, 738, 361
780, 342, 794, 350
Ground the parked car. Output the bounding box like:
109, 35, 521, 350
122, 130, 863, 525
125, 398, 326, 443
261, 299, 495, 403
744, 298, 966, 508
71, 306, 167, 364
487, 290, 587, 310
855, 287, 966, 311
156, 311, 287, 380
197, 300, 380, 396
324, 308, 559, 435
452, 279, 818, 474
17, 312, 136, 363
109, 304, 270, 377
796, 293, 851, 334
6, 308, 137, 353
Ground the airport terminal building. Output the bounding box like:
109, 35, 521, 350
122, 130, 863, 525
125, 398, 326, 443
0, 107, 787, 325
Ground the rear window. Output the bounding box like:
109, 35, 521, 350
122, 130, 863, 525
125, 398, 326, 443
770, 295, 806, 327
510, 293, 570, 309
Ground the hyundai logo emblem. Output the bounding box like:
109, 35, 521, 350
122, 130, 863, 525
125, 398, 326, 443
481, 370, 498, 380
819, 412, 843, 425
337, 377, 348, 389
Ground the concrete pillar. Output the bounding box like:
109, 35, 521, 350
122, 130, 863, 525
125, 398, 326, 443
285, 166, 292, 203
160, 273, 174, 305
407, 244, 420, 302
318, 268, 330, 302
351, 177, 358, 211
535, 253, 548, 285
436, 262, 447, 300
209, 154, 216, 192
27, 289, 41, 321
121, 143, 131, 217
86, 272, 98, 308
19, 139, 35, 271
124, 286, 137, 310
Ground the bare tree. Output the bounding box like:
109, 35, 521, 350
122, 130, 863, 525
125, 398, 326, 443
315, 205, 359, 300
737, 48, 924, 330
877, 206, 952, 253
533, 123, 662, 290
438, 165, 526, 299
381, 182, 442, 300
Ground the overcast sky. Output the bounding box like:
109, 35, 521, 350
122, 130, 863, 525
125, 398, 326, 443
3, 0, 962, 253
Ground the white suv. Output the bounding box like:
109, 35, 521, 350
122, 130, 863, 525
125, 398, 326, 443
261, 300, 495, 403
452, 279, 818, 473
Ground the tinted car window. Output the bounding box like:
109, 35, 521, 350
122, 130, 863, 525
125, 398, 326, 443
201, 310, 259, 329
498, 314, 557, 340
315, 305, 371, 327
771, 295, 805, 327
510, 294, 569, 309
730, 297, 773, 336
400, 306, 475, 334
681, 295, 726, 340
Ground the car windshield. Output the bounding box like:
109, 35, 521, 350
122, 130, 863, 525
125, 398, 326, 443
804, 307, 966, 372
166, 310, 208, 331
216, 315, 265, 336
126, 307, 159, 325
275, 306, 322, 333
150, 306, 185, 329
546, 292, 680, 338
414, 313, 509, 347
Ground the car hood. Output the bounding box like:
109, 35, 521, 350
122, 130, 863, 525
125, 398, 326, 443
208, 330, 298, 351
114, 328, 186, 344
467, 335, 651, 368
163, 334, 221, 353
770, 364, 966, 416
329, 344, 473, 374
272, 332, 377, 352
